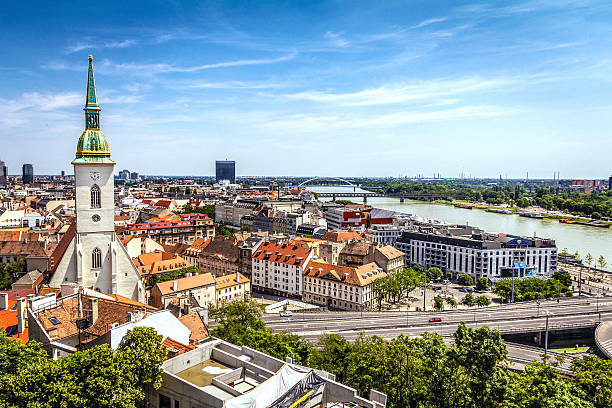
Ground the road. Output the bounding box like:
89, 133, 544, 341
264, 297, 611, 370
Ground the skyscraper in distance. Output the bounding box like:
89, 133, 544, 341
0, 160, 7, 186
22, 164, 33, 184
216, 160, 236, 184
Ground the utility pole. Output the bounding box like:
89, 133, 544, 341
511, 269, 515, 303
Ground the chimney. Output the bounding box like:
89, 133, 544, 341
172, 280, 178, 292
0, 293, 8, 310
17, 298, 26, 334
89, 298, 99, 324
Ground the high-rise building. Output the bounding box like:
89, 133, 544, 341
130, 172, 139, 180
609, 175, 612, 190
0, 160, 7, 187
118, 169, 131, 180
61, 170, 65, 177
49, 55, 144, 302
216, 160, 235, 184
22, 164, 33, 184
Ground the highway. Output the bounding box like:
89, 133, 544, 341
264, 297, 612, 370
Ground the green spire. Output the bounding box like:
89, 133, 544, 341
85, 55, 99, 109
73, 55, 114, 165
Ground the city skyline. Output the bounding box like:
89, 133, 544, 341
1, 1, 612, 177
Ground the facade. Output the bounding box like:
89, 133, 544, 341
124, 213, 214, 244
367, 245, 405, 274
251, 242, 314, 297
215, 160, 236, 183
338, 241, 374, 267
395, 225, 558, 281
325, 208, 365, 231
365, 225, 402, 246
214, 272, 250, 304
150, 273, 217, 309
302, 261, 386, 311
48, 56, 144, 302
22, 164, 34, 184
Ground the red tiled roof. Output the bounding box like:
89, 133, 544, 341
0, 299, 28, 344
252, 242, 312, 267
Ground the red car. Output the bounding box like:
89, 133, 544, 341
428, 317, 442, 323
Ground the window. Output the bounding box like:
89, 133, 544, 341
90, 184, 101, 208
92, 247, 102, 269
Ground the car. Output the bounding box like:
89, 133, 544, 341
279, 311, 293, 317
428, 317, 442, 323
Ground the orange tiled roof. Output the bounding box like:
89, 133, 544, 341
178, 312, 209, 345
0, 299, 28, 344
106, 294, 158, 311
162, 336, 195, 358
132, 251, 191, 276
322, 230, 364, 243
252, 242, 312, 267
304, 260, 386, 286
214, 272, 249, 290
155, 273, 216, 295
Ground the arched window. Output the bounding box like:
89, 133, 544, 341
90, 185, 101, 209
92, 247, 102, 269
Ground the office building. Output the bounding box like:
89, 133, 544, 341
215, 160, 236, 184
118, 169, 131, 180
22, 164, 33, 184
0, 160, 7, 186
395, 225, 557, 281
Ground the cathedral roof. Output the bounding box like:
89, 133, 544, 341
73, 55, 115, 165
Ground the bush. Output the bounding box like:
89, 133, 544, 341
475, 277, 490, 291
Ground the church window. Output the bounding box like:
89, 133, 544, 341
91, 185, 101, 208
92, 247, 102, 269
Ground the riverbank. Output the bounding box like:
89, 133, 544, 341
431, 199, 612, 227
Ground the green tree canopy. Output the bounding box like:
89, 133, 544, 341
457, 274, 474, 286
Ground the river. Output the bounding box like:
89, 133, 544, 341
307, 186, 612, 266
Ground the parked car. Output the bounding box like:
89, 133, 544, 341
428, 317, 442, 323
279, 310, 293, 317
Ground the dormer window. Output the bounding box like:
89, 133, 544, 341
91, 185, 101, 208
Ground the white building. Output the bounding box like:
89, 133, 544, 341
251, 242, 314, 297
49, 56, 144, 302
395, 226, 558, 281
365, 225, 402, 246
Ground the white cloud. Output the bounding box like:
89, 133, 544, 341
281, 77, 519, 106
66, 39, 137, 54
411, 17, 448, 29
324, 31, 349, 47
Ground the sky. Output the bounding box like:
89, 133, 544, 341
1, 0, 611, 178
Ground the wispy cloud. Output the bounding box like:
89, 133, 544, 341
66, 39, 137, 54
281, 77, 522, 106
185, 80, 287, 89
46, 52, 297, 75
411, 17, 448, 29
324, 31, 349, 47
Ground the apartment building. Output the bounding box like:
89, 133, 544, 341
251, 242, 314, 297
124, 213, 214, 244
395, 225, 557, 281
302, 261, 386, 311
151, 273, 217, 309
215, 272, 250, 304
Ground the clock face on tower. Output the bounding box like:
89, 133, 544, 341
92, 214, 101, 222
90, 172, 100, 181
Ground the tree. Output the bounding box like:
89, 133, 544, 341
116, 327, 167, 392
5, 257, 26, 282
426, 267, 443, 282
559, 248, 570, 258
457, 274, 474, 286
445, 297, 458, 309
585, 253, 594, 268
433, 295, 444, 311
0, 327, 168, 408
571, 356, 612, 408
552, 269, 572, 288
475, 277, 490, 291
215, 222, 234, 238
597, 256, 607, 271
462, 293, 475, 307
573, 251, 581, 262
475, 295, 490, 307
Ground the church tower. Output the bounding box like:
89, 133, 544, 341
49, 56, 144, 301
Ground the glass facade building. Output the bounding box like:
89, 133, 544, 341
22, 163, 33, 184
216, 160, 236, 183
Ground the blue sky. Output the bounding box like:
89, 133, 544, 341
1, 0, 611, 178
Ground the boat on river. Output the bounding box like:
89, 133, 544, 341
559, 219, 576, 224
453, 203, 473, 209
520, 212, 544, 219
486, 208, 512, 214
